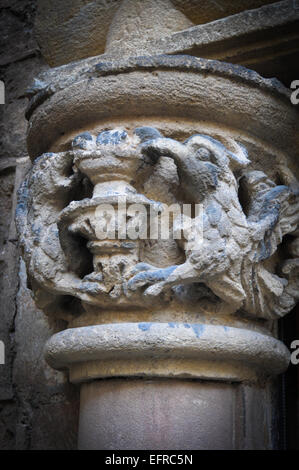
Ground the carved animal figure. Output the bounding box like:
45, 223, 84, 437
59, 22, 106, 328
17, 128, 299, 319
128, 133, 299, 319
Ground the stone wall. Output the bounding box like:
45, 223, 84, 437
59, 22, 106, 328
0, 0, 79, 450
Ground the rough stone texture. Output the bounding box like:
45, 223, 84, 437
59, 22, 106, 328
45, 322, 290, 384
34, 0, 120, 66
18, 126, 299, 323
13, 260, 79, 450
104, 0, 299, 78
172, 0, 276, 25
34, 0, 276, 66
0, 1, 38, 67
33, 0, 299, 87
24, 56, 299, 171
0, 0, 79, 450
79, 379, 237, 450
105, 0, 193, 57
151, 1, 299, 87
78, 378, 276, 450
0, 0, 42, 449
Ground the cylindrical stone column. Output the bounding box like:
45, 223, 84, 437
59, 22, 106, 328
44, 322, 289, 449
78, 379, 242, 450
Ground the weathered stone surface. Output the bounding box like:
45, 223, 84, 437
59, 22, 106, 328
105, 0, 299, 70
45, 322, 290, 383
152, 1, 299, 85
0, 58, 48, 166
34, 0, 120, 66
78, 379, 237, 450
26, 53, 290, 109
0, 402, 16, 450
0, 1, 38, 67
24, 56, 299, 175
13, 258, 79, 450
18, 126, 299, 324
0, 0, 79, 450
34, 0, 276, 66
0, 1, 48, 167
17, 45, 299, 423
33, 0, 299, 87
105, 0, 193, 57
0, 169, 15, 249
78, 378, 276, 450
172, 0, 276, 25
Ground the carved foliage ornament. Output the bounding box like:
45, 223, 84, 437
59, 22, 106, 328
17, 127, 299, 320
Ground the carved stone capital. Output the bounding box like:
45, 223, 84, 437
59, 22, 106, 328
17, 56, 299, 390
15, 0, 299, 449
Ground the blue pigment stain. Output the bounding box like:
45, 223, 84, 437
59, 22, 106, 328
191, 324, 205, 338
97, 130, 127, 145
138, 323, 152, 332
134, 126, 162, 143
168, 322, 204, 338
168, 322, 180, 329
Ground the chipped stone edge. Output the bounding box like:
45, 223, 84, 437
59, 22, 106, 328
25, 54, 292, 121
44, 322, 290, 383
